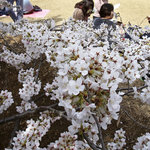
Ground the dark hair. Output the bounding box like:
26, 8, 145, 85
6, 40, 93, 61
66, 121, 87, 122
75, 0, 94, 16
99, 3, 114, 18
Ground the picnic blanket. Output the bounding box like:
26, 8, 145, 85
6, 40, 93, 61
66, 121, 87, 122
0, 9, 50, 18
24, 9, 50, 18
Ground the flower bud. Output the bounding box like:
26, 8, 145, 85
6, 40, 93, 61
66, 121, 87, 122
88, 69, 94, 75
89, 64, 93, 69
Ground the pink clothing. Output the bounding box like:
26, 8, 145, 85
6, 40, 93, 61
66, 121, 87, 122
93, 0, 108, 17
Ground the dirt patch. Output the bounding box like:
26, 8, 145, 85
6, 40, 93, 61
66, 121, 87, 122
1, 1, 150, 148
0, 33, 150, 150
0, 35, 71, 149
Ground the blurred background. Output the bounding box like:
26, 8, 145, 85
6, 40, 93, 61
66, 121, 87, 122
0, 0, 150, 28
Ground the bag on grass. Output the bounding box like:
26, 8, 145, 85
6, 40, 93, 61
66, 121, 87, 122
33, 5, 42, 12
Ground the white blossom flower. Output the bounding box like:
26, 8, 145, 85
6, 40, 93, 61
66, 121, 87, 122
74, 59, 89, 76
67, 78, 85, 95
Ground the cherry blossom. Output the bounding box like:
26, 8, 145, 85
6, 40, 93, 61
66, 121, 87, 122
1, 15, 150, 149
67, 78, 85, 96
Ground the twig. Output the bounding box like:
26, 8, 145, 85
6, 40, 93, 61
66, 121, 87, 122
0, 105, 69, 125
83, 133, 102, 150
33, 59, 37, 69
139, 17, 147, 27
50, 24, 63, 31
127, 79, 130, 90
122, 85, 147, 96
116, 87, 133, 92
84, 85, 105, 149
0, 33, 32, 59
33, 93, 45, 102
7, 118, 21, 149
0, 33, 30, 69
85, 84, 92, 103
92, 115, 106, 150
32, 55, 46, 70
0, 34, 18, 54
34, 53, 42, 83
121, 106, 150, 130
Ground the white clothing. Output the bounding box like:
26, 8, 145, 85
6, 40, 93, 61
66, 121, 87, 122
23, 0, 33, 14
93, 0, 108, 17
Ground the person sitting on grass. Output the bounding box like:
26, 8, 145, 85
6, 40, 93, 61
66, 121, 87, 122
147, 16, 150, 24
23, 0, 34, 14
6, 0, 23, 22
24, 0, 42, 15
92, 3, 127, 48
73, 0, 94, 21
93, 3, 116, 29
93, 0, 108, 20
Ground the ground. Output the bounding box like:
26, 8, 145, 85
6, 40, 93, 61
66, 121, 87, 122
0, 32, 150, 150
1, 0, 150, 149
1, 0, 150, 27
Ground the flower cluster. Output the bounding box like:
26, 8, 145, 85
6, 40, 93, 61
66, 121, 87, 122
0, 90, 13, 114
0, 19, 28, 36
133, 78, 150, 105
20, 79, 41, 100
12, 111, 58, 149
107, 128, 126, 150
43, 18, 55, 29
0, 46, 31, 69
1, 17, 150, 149
0, 0, 12, 10
16, 101, 37, 113
18, 68, 36, 83
48, 132, 90, 150
43, 19, 150, 146
21, 21, 50, 59
44, 19, 150, 147
17, 68, 41, 113
133, 133, 150, 149
18, 68, 41, 100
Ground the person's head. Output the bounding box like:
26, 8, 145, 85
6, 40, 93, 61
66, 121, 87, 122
75, 0, 94, 17
99, 3, 114, 19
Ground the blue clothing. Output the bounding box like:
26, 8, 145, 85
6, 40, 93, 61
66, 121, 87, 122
93, 18, 117, 48
0, 8, 8, 16
93, 17, 116, 29
6, 0, 23, 22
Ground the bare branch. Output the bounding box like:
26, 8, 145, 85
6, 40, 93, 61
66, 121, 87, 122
7, 119, 21, 149
0, 104, 69, 125
33, 93, 45, 102
84, 85, 105, 149
116, 85, 148, 96
92, 115, 106, 150
34, 53, 42, 83
83, 133, 102, 150
0, 33, 18, 54
0, 33, 30, 69
121, 106, 150, 130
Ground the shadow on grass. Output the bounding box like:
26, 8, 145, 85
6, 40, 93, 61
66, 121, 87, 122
0, 14, 68, 26
28, 15, 65, 25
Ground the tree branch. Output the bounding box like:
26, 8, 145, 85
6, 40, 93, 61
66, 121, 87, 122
116, 85, 148, 96
0, 33, 30, 69
33, 93, 46, 102
34, 53, 42, 83
83, 133, 102, 150
0, 104, 69, 125
121, 106, 150, 130
7, 118, 21, 149
92, 115, 106, 150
